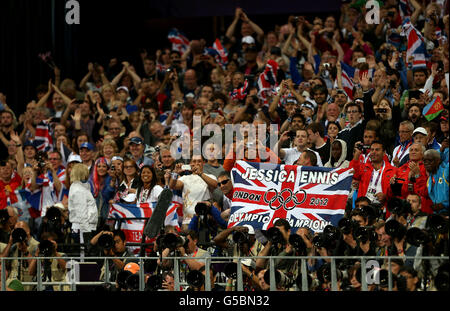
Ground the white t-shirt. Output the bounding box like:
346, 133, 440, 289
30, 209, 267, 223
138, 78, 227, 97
281, 147, 323, 166
179, 173, 217, 224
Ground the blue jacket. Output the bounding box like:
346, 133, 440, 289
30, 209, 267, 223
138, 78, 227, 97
427, 148, 449, 213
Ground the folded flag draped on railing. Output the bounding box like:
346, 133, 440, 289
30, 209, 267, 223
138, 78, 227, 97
400, 18, 429, 69
108, 201, 181, 249
168, 28, 190, 55
423, 95, 444, 121
228, 161, 353, 233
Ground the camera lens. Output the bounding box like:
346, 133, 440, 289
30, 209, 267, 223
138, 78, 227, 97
12, 228, 27, 244
186, 270, 205, 288
98, 233, 114, 250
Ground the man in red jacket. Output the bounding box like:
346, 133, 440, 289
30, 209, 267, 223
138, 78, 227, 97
350, 141, 397, 207
393, 142, 433, 214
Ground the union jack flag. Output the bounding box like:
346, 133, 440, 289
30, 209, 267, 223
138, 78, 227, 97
229, 79, 249, 101
34, 120, 53, 153
335, 62, 375, 100
256, 59, 278, 105
108, 201, 181, 254
399, 0, 412, 19
228, 161, 353, 233
401, 18, 429, 68
212, 38, 228, 67
168, 28, 190, 55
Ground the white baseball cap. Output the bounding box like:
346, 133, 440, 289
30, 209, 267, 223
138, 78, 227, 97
413, 127, 428, 136
241, 36, 255, 45
67, 154, 82, 164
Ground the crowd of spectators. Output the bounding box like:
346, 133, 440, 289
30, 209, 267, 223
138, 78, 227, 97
0, 0, 449, 291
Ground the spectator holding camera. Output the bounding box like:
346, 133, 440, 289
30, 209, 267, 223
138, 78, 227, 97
169, 155, 218, 231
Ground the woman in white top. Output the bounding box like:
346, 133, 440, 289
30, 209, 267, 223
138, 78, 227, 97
136, 165, 163, 204
68, 163, 98, 257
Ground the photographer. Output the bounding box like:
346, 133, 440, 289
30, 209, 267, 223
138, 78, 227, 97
1, 221, 39, 291
28, 232, 68, 291
90, 229, 136, 283
255, 219, 296, 277
188, 201, 227, 246
159, 230, 209, 272
214, 224, 263, 268
37, 205, 73, 255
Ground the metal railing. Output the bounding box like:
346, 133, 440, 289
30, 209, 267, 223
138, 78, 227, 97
0, 255, 447, 291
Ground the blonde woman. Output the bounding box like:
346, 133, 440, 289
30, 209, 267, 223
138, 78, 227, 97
100, 139, 119, 165
68, 163, 98, 258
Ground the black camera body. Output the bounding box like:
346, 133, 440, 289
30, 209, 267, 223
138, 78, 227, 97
385, 219, 407, 240
12, 228, 28, 244
387, 198, 412, 217
338, 218, 360, 235
39, 239, 55, 257
161, 233, 189, 251
266, 227, 285, 246
195, 202, 211, 216
98, 233, 115, 251
232, 231, 250, 246
353, 226, 377, 243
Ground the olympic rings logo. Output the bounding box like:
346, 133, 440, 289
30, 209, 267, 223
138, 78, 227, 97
263, 188, 307, 211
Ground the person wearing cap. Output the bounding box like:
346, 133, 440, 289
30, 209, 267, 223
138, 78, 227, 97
128, 136, 154, 169
300, 99, 316, 125
239, 43, 259, 78
79, 142, 95, 172
412, 127, 429, 149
